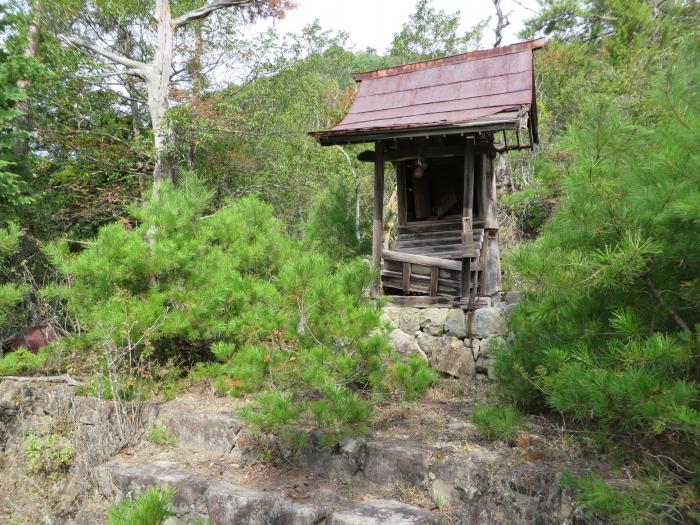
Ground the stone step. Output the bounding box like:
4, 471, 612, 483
161, 410, 245, 455
328, 500, 445, 525
96, 459, 446, 525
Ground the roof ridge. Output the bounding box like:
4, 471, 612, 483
352, 39, 544, 82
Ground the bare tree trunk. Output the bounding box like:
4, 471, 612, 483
148, 0, 177, 199
64, 0, 282, 200
14, 3, 41, 157
492, 0, 510, 48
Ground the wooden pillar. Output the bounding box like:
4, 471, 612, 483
479, 154, 499, 229
461, 141, 475, 300
372, 141, 385, 296
477, 151, 501, 296
396, 161, 407, 226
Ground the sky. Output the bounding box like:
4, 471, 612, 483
251, 0, 540, 52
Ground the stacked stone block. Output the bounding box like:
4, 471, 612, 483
383, 292, 521, 380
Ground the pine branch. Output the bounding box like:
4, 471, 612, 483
63, 36, 149, 78
172, 0, 254, 28
640, 271, 692, 333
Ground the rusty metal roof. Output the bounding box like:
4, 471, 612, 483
312, 39, 543, 145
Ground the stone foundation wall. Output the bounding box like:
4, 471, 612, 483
383, 292, 521, 380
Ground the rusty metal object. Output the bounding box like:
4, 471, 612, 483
311, 39, 543, 144
9, 325, 58, 353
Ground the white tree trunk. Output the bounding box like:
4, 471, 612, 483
63, 0, 275, 199
148, 0, 176, 199
14, 2, 41, 157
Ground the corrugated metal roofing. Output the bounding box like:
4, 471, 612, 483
312, 39, 543, 144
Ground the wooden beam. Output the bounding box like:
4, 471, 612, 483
372, 141, 385, 296
357, 143, 496, 163
429, 267, 439, 296
461, 141, 475, 298
382, 250, 462, 271
402, 262, 411, 293
385, 296, 456, 308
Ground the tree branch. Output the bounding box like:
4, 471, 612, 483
172, 0, 253, 28
640, 271, 692, 333
63, 36, 149, 78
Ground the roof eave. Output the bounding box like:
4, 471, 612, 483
309, 116, 525, 146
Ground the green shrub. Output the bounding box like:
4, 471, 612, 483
106, 486, 174, 525
0, 347, 50, 376
495, 47, 700, 460
0, 222, 29, 337
147, 426, 177, 446
563, 472, 698, 524
384, 354, 440, 401
24, 433, 74, 478
303, 176, 371, 260
471, 406, 523, 442
45, 176, 408, 439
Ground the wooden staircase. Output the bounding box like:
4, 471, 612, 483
381, 219, 485, 298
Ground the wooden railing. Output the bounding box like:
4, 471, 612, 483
381, 250, 484, 297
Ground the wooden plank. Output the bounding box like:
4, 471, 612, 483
402, 262, 411, 293
397, 230, 463, 241
397, 236, 462, 248
386, 296, 456, 308
383, 276, 469, 296
399, 244, 479, 255
398, 219, 463, 232
381, 270, 462, 289
396, 161, 407, 226
481, 229, 501, 295
382, 250, 462, 271
372, 142, 385, 296
430, 267, 439, 296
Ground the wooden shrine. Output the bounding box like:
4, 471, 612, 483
312, 40, 543, 307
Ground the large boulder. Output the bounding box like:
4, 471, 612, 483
429, 338, 475, 379
469, 307, 507, 338
206, 482, 326, 525
419, 308, 448, 336
96, 461, 209, 516
388, 329, 428, 364
443, 309, 467, 338
361, 440, 439, 486
162, 411, 244, 455
415, 333, 443, 357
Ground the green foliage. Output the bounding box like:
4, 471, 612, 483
388, 0, 487, 63
496, 44, 700, 462
0, 347, 49, 376
0, 222, 29, 330
24, 433, 74, 478
0, 6, 36, 223
384, 354, 439, 402
563, 472, 698, 524
471, 406, 524, 442
49, 177, 400, 437
146, 426, 178, 446
106, 487, 174, 525
304, 176, 371, 260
